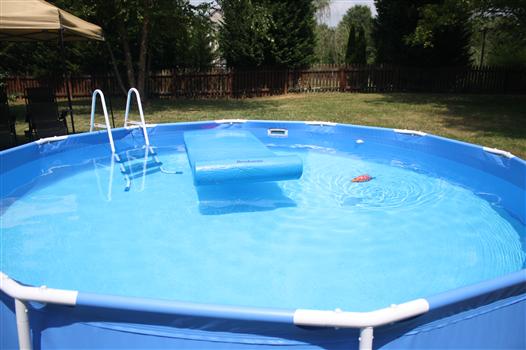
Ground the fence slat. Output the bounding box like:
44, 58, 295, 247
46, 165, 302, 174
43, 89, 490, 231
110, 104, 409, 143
5, 66, 525, 99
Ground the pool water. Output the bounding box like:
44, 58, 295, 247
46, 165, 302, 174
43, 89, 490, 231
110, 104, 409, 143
1, 144, 524, 312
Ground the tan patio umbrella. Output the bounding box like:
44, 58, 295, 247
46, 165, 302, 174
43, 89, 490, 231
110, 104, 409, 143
0, 0, 105, 132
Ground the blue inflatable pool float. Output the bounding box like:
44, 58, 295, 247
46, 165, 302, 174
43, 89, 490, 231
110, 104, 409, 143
184, 129, 303, 185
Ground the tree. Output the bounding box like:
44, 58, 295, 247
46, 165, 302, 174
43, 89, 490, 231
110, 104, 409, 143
219, 0, 317, 69
218, 0, 271, 68
338, 5, 374, 63
373, 0, 471, 67
314, 24, 343, 64
355, 26, 367, 64
344, 25, 367, 65
471, 16, 526, 66
412, 0, 526, 67
150, 3, 216, 69
264, 0, 317, 68
314, 0, 331, 22
95, 0, 194, 96
1, 0, 217, 97
472, 0, 526, 28
345, 25, 357, 64
313, 4, 373, 65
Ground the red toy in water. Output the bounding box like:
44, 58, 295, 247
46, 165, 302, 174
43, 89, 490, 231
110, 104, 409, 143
352, 174, 373, 183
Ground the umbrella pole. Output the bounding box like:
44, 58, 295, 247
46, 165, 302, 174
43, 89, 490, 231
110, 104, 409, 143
59, 28, 75, 133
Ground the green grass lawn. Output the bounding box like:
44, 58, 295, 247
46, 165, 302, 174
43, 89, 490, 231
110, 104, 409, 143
7, 92, 526, 159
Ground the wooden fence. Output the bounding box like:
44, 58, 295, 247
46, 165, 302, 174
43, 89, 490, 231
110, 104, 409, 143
5, 65, 525, 99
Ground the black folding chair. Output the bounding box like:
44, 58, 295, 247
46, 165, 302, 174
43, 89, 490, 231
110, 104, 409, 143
0, 89, 17, 147
25, 87, 68, 139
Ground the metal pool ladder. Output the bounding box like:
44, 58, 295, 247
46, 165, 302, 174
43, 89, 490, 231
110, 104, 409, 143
90, 88, 152, 153
90, 88, 161, 193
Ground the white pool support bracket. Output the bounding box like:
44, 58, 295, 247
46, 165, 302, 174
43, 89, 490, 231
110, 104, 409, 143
35, 135, 69, 145
1, 272, 78, 350
483, 146, 514, 159
294, 299, 430, 350
215, 119, 248, 124
305, 121, 337, 126
124, 88, 150, 147
90, 89, 116, 154
393, 129, 427, 137
1, 271, 429, 350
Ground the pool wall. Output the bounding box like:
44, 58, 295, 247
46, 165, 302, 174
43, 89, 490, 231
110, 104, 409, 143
1, 120, 525, 349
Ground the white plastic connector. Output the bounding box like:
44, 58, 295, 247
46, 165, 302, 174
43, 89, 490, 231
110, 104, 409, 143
483, 147, 514, 159
35, 135, 68, 144
93, 123, 108, 129
393, 129, 427, 137
293, 298, 429, 328
125, 123, 157, 130
305, 121, 337, 126
0, 272, 78, 305
214, 119, 248, 124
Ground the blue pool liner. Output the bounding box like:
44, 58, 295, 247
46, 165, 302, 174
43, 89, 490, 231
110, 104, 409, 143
1, 120, 525, 349
184, 129, 303, 185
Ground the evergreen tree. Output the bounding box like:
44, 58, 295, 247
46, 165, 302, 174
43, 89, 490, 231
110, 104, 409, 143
219, 0, 317, 69
262, 0, 317, 68
218, 0, 271, 68
354, 26, 367, 64
345, 24, 357, 64
339, 5, 374, 63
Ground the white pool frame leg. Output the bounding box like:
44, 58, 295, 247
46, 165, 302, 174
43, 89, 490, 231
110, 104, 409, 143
15, 299, 32, 350
359, 327, 374, 350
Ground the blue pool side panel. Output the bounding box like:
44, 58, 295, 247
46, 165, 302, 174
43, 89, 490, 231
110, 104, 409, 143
1, 279, 525, 349
184, 129, 303, 185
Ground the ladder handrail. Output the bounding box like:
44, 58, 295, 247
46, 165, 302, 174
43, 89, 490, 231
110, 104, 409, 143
124, 88, 150, 146
90, 89, 116, 154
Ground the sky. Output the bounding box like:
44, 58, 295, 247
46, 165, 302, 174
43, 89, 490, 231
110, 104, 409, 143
189, 0, 376, 28
323, 0, 376, 27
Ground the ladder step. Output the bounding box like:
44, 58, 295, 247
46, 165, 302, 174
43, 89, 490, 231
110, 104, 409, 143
127, 121, 144, 126
128, 167, 162, 179
121, 161, 162, 175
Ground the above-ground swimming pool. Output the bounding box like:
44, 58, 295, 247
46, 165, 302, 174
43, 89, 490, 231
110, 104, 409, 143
1, 119, 525, 349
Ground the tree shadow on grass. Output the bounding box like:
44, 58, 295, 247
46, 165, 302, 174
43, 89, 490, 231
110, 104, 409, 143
62, 97, 284, 121
145, 97, 283, 115
368, 93, 526, 140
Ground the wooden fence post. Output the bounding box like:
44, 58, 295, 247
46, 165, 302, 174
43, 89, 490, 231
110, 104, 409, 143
283, 69, 288, 95
228, 70, 234, 98
339, 67, 346, 92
